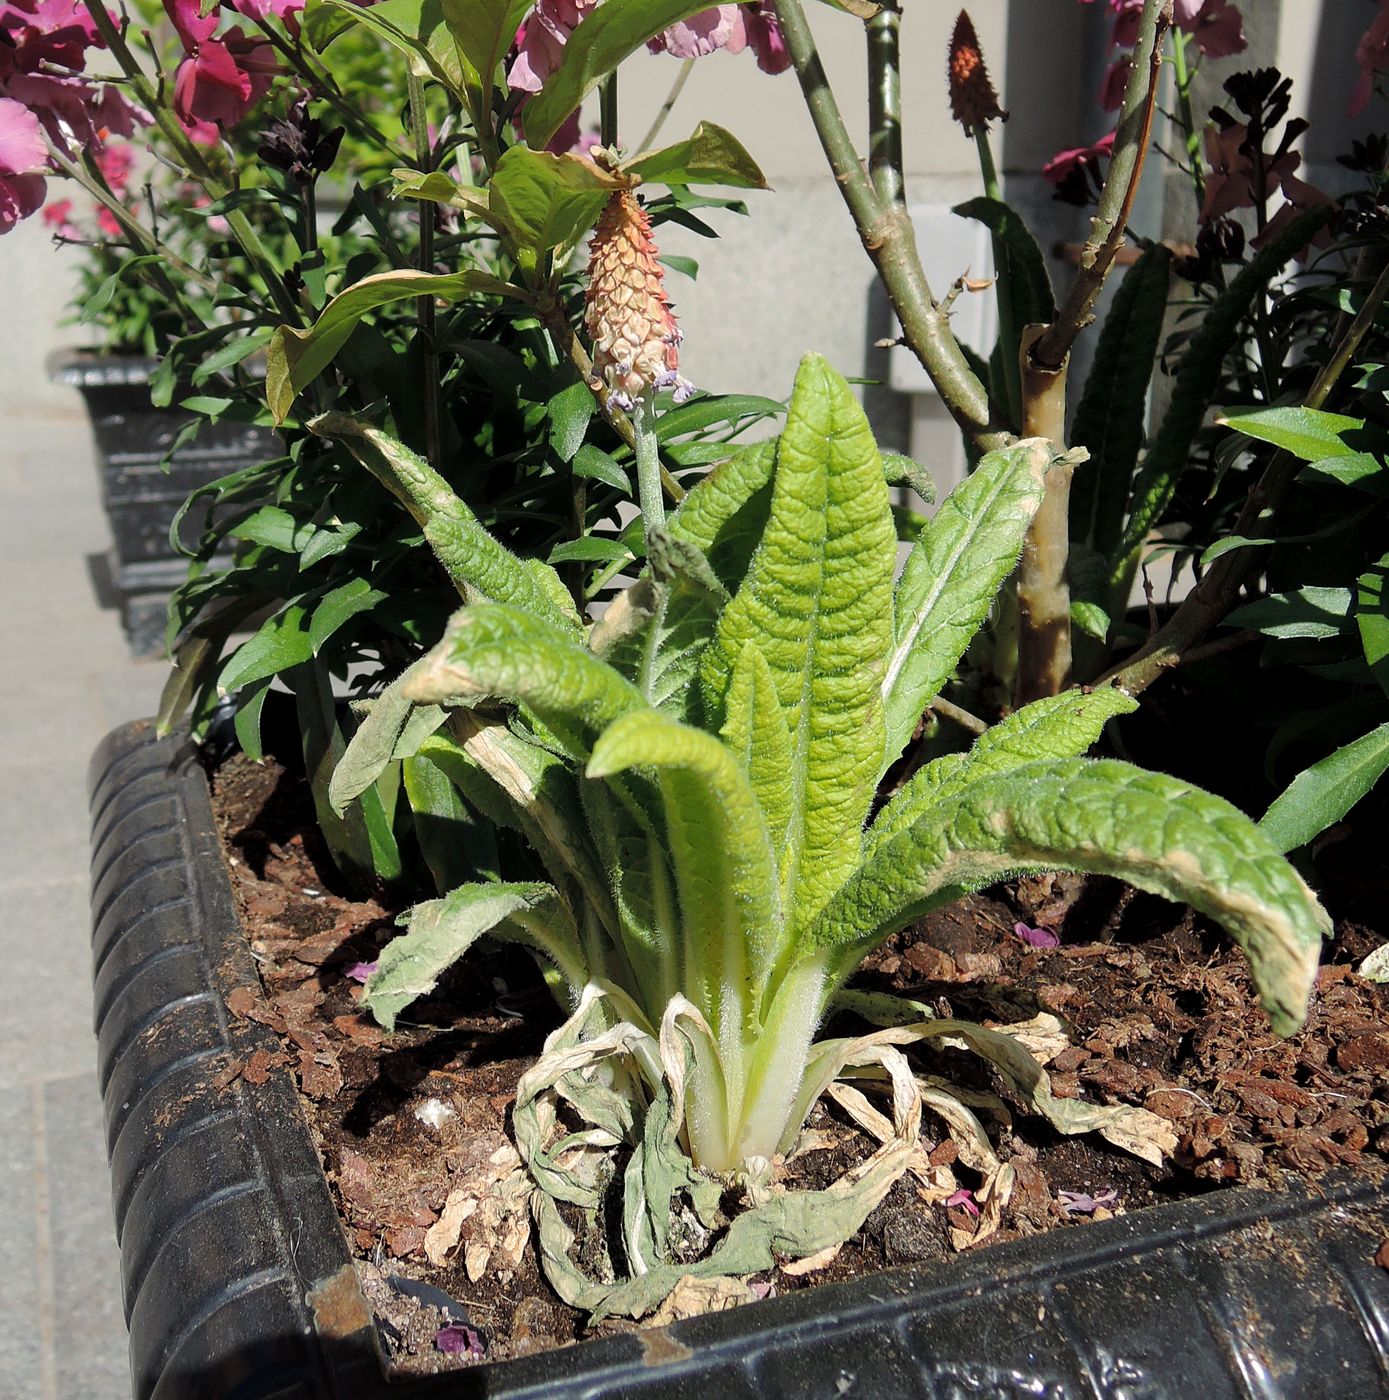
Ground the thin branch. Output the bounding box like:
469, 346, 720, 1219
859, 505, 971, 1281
866, 0, 903, 208
1101, 256, 1389, 695
1031, 0, 1170, 370
770, 0, 1010, 451
638, 58, 694, 153
928, 695, 987, 736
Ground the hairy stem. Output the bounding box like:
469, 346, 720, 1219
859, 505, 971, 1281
771, 0, 1008, 450
1031, 0, 1169, 370
1014, 327, 1074, 703
1102, 257, 1389, 695
634, 397, 666, 540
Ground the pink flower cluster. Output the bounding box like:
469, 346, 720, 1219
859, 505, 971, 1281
508, 2, 788, 105
1089, 0, 1246, 115
1352, 0, 1389, 117
0, 0, 143, 230
1199, 118, 1331, 250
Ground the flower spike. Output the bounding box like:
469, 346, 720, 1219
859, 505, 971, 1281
584, 188, 694, 410
948, 10, 1007, 137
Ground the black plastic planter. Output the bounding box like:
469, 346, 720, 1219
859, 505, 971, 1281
53, 352, 280, 656
90, 720, 1389, 1400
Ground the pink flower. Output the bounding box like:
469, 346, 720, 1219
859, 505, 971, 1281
164, 0, 275, 130
648, 5, 747, 59
1044, 129, 1115, 180
1351, 0, 1389, 117
945, 1188, 981, 1218
1198, 121, 1297, 223
41, 194, 75, 235
0, 94, 47, 232
508, 0, 598, 94
227, 0, 304, 20
1175, 0, 1244, 59
743, 2, 788, 72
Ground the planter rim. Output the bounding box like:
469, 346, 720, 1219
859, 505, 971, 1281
89, 719, 1389, 1400
49, 348, 162, 388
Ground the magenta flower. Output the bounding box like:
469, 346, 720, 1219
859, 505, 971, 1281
164, 0, 275, 131
0, 94, 47, 232
228, 0, 305, 21
1098, 54, 1130, 111
1198, 121, 1299, 224
1174, 0, 1244, 59
1351, 0, 1389, 117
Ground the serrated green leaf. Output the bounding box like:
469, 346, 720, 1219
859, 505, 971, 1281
812, 758, 1328, 1036
1259, 721, 1389, 853
1220, 405, 1365, 462
407, 604, 648, 758
266, 269, 522, 423
867, 688, 1137, 857
668, 438, 776, 592
589, 710, 780, 1007
881, 439, 1050, 763
705, 354, 897, 930
365, 883, 566, 1029
720, 642, 793, 852
310, 413, 576, 630
621, 122, 769, 190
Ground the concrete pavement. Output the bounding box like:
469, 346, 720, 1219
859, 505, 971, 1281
1, 413, 167, 1400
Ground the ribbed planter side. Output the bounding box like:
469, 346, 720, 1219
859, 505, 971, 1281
90, 720, 1389, 1400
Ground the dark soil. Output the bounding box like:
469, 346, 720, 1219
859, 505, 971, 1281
208, 750, 1389, 1376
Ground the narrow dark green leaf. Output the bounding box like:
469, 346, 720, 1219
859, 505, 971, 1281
1259, 722, 1389, 853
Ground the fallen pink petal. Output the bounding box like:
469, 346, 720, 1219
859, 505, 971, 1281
1058, 1188, 1119, 1216
1014, 922, 1061, 948
345, 961, 378, 983
946, 1188, 981, 1218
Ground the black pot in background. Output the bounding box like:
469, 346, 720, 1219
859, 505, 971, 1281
90, 721, 1389, 1400
52, 351, 280, 657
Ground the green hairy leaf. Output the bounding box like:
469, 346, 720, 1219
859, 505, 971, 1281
310, 413, 577, 631
668, 438, 777, 592
813, 758, 1328, 1036
704, 353, 898, 929
881, 439, 1050, 762
720, 642, 793, 851
365, 883, 567, 1030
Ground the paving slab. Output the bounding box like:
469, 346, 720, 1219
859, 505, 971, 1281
45, 1075, 129, 1400
0, 1085, 43, 1400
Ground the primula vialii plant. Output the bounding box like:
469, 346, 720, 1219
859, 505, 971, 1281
326, 338, 1328, 1315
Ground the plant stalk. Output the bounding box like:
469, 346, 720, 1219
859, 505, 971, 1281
1102, 256, 1389, 695
1030, 0, 1169, 370
600, 70, 619, 149
975, 127, 1020, 428
771, 0, 1009, 451
866, 0, 903, 208
408, 71, 442, 471
1014, 326, 1074, 703
637, 58, 694, 153
79, 0, 302, 326
634, 397, 666, 541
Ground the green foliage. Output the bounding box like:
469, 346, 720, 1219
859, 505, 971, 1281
339, 355, 1326, 1194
